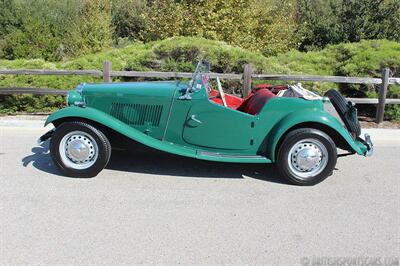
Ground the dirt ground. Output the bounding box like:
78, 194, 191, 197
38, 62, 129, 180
359, 116, 400, 129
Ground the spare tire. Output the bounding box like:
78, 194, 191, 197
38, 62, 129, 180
324, 89, 361, 138
325, 89, 349, 114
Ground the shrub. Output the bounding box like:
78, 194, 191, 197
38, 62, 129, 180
296, 0, 400, 51
0, 38, 398, 120
0, 0, 112, 61
142, 0, 299, 56
0, 94, 65, 114
111, 0, 147, 42
1, 19, 61, 61
65, 0, 113, 57
0, 0, 21, 38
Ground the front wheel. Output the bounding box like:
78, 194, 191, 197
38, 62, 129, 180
50, 121, 111, 178
277, 128, 337, 186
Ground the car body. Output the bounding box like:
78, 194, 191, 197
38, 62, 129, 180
40, 61, 373, 185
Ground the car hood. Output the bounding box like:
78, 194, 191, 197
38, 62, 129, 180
79, 81, 182, 98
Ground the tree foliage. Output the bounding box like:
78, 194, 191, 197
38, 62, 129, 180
296, 0, 400, 51
0, 0, 21, 38
1, 38, 399, 120
1, 0, 399, 59
111, 0, 147, 43
0, 0, 112, 61
66, 0, 113, 57
143, 0, 298, 56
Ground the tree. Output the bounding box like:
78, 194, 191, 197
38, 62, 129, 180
339, 0, 400, 42
143, 0, 185, 41
1, 17, 60, 60
65, 0, 113, 57
0, 0, 112, 60
143, 0, 299, 56
245, 0, 299, 55
111, 0, 147, 42
296, 0, 400, 51
0, 0, 21, 38
296, 0, 343, 50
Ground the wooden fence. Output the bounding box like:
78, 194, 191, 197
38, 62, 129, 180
1, 61, 399, 123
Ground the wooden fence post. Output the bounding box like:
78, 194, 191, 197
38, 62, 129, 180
376, 68, 390, 124
243, 64, 253, 97
103, 61, 112, 82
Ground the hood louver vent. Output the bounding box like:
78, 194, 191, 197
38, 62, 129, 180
110, 103, 163, 127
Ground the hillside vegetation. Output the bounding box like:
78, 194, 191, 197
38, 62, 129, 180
1, 0, 399, 60
0, 37, 399, 120
1, 0, 399, 120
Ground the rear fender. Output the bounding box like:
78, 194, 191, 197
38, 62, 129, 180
45, 106, 197, 158
266, 109, 367, 162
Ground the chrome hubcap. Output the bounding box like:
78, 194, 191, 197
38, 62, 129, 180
66, 137, 94, 163
288, 139, 328, 179
59, 131, 98, 170
294, 146, 321, 171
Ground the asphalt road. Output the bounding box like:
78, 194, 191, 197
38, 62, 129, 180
0, 127, 399, 265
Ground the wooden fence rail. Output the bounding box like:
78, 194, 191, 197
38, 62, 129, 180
1, 68, 398, 84
0, 69, 102, 76
0, 61, 399, 123
0, 87, 69, 95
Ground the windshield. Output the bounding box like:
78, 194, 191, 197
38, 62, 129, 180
188, 60, 211, 92
179, 60, 211, 100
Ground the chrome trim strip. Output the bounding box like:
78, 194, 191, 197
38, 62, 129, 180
162, 86, 179, 141
199, 151, 266, 159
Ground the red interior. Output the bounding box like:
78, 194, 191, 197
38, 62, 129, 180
254, 84, 286, 94
208, 90, 243, 109
208, 88, 276, 115
236, 89, 276, 115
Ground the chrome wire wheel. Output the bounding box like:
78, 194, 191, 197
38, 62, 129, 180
287, 138, 328, 180
58, 130, 98, 170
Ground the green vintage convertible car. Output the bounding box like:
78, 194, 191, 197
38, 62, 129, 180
39, 61, 373, 185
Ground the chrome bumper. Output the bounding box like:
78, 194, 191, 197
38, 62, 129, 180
364, 133, 373, 157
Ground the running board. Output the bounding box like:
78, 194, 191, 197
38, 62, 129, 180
197, 151, 271, 163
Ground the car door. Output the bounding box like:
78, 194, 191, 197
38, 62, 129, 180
182, 100, 256, 150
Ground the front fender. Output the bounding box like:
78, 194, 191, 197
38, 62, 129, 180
266, 109, 367, 162
45, 106, 197, 158
46, 106, 126, 127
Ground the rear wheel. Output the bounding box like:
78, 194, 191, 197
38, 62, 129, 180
50, 121, 111, 178
277, 128, 337, 186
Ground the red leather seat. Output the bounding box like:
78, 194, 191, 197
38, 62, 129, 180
209, 90, 243, 109
236, 89, 276, 115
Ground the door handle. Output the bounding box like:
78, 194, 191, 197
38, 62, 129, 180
190, 114, 202, 124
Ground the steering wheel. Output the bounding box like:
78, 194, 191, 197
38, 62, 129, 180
216, 77, 228, 107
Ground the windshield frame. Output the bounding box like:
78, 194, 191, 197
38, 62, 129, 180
180, 60, 211, 99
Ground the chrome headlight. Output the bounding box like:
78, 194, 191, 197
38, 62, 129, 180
75, 83, 85, 95
67, 90, 83, 106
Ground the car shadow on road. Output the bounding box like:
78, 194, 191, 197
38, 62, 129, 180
21, 141, 288, 184
107, 149, 287, 184
21, 141, 64, 176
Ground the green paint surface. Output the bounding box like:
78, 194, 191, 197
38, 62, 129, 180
46, 81, 368, 163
